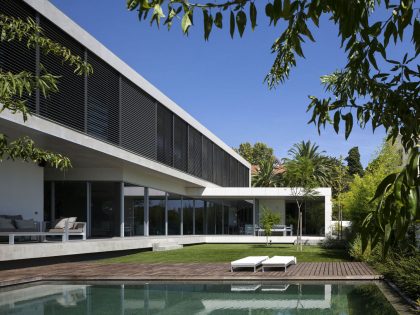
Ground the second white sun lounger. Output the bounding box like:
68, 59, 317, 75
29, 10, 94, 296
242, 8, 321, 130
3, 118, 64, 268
261, 256, 297, 272
231, 256, 269, 272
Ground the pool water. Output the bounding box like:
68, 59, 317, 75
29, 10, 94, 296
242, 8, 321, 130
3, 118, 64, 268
0, 282, 398, 314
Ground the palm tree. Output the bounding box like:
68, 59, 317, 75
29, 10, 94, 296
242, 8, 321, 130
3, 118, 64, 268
283, 140, 334, 187
251, 158, 281, 187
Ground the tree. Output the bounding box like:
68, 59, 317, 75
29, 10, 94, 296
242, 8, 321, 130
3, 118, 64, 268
282, 155, 318, 249
331, 157, 350, 239
341, 140, 402, 237
260, 206, 281, 246
128, 0, 419, 254
282, 140, 334, 187
345, 147, 364, 177
235, 142, 277, 166
252, 157, 282, 187
0, 14, 91, 169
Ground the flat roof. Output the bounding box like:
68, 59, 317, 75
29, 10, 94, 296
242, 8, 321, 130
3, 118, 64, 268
186, 187, 331, 199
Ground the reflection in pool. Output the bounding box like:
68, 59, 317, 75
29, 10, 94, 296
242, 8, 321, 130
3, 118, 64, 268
0, 282, 398, 314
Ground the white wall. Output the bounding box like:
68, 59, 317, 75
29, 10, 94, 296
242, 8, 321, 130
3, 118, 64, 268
0, 159, 43, 221
258, 199, 286, 224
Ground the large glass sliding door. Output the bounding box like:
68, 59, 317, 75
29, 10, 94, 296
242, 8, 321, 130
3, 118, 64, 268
91, 182, 121, 237
183, 199, 194, 235
195, 200, 204, 234
167, 194, 181, 235
285, 199, 325, 236
124, 184, 145, 236
55, 182, 87, 223
149, 189, 166, 235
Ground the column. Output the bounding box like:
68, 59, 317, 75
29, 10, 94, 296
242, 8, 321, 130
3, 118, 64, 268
144, 187, 149, 236
120, 182, 124, 238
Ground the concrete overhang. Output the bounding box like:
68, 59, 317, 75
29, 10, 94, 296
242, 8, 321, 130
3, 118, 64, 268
186, 187, 331, 199
0, 111, 218, 195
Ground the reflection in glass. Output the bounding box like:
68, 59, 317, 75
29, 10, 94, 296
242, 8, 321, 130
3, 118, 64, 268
286, 198, 325, 236
55, 182, 87, 223
194, 200, 204, 234
91, 182, 121, 237
183, 199, 194, 235
167, 194, 181, 235
0, 283, 398, 315
149, 189, 166, 235
124, 185, 145, 236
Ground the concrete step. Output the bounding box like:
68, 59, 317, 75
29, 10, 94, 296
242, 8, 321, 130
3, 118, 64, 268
152, 243, 183, 252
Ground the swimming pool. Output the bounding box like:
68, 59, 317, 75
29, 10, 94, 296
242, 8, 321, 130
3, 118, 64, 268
0, 281, 398, 314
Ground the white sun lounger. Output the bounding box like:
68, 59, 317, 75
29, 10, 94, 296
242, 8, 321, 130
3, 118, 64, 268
230, 256, 269, 272
261, 256, 297, 272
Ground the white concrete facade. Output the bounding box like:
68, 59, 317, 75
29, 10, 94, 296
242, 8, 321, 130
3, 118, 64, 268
0, 159, 43, 222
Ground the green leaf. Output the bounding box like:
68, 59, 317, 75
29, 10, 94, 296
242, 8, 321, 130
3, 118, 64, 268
181, 13, 192, 34
283, 0, 291, 19
214, 12, 223, 29
236, 11, 246, 37
230, 11, 235, 38
413, 18, 420, 55
333, 111, 340, 133
265, 3, 274, 25
370, 173, 398, 202
273, 0, 282, 24
250, 2, 257, 31
203, 9, 213, 41
342, 113, 353, 139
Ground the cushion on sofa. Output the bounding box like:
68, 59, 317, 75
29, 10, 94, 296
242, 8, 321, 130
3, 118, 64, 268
68, 217, 77, 228
0, 217, 16, 232
54, 218, 68, 229
0, 215, 23, 220
14, 219, 36, 231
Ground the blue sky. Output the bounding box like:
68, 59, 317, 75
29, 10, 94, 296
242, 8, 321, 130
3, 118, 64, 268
50, 0, 390, 167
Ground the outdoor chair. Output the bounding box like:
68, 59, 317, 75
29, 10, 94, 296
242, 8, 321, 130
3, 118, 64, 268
230, 256, 269, 272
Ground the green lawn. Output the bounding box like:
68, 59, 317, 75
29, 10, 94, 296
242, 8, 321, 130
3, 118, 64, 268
101, 244, 350, 263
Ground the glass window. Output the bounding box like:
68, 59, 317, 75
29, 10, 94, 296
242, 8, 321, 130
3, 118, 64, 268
55, 181, 87, 223
124, 184, 145, 236
91, 182, 121, 237
149, 188, 166, 235
43, 181, 52, 222
194, 200, 204, 234
206, 201, 216, 234
167, 194, 181, 235
183, 199, 194, 235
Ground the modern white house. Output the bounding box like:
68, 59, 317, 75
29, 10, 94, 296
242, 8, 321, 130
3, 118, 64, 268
0, 0, 332, 260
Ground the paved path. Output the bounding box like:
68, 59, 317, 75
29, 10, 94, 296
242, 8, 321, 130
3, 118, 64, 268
0, 262, 381, 287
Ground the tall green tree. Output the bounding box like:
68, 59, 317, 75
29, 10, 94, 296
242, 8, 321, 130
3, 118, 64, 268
128, 0, 420, 254
282, 155, 317, 249
345, 147, 364, 177
282, 140, 334, 187
0, 14, 91, 169
235, 142, 277, 166
342, 140, 402, 236
251, 157, 281, 187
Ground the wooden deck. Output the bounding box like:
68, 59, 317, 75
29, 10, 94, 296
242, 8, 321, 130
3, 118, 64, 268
0, 262, 381, 287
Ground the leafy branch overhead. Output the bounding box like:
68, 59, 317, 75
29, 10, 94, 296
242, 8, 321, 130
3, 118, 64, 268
128, 0, 419, 255
0, 14, 92, 169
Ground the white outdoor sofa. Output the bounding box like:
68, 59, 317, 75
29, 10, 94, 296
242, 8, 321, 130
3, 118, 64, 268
261, 256, 297, 272
231, 256, 269, 272
0, 219, 86, 244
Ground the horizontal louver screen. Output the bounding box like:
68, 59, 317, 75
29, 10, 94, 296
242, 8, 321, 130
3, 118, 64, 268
87, 53, 119, 145
173, 115, 188, 172
188, 126, 202, 178
157, 104, 173, 166
39, 17, 85, 131
202, 137, 213, 182
2, 0, 251, 187
121, 77, 157, 160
